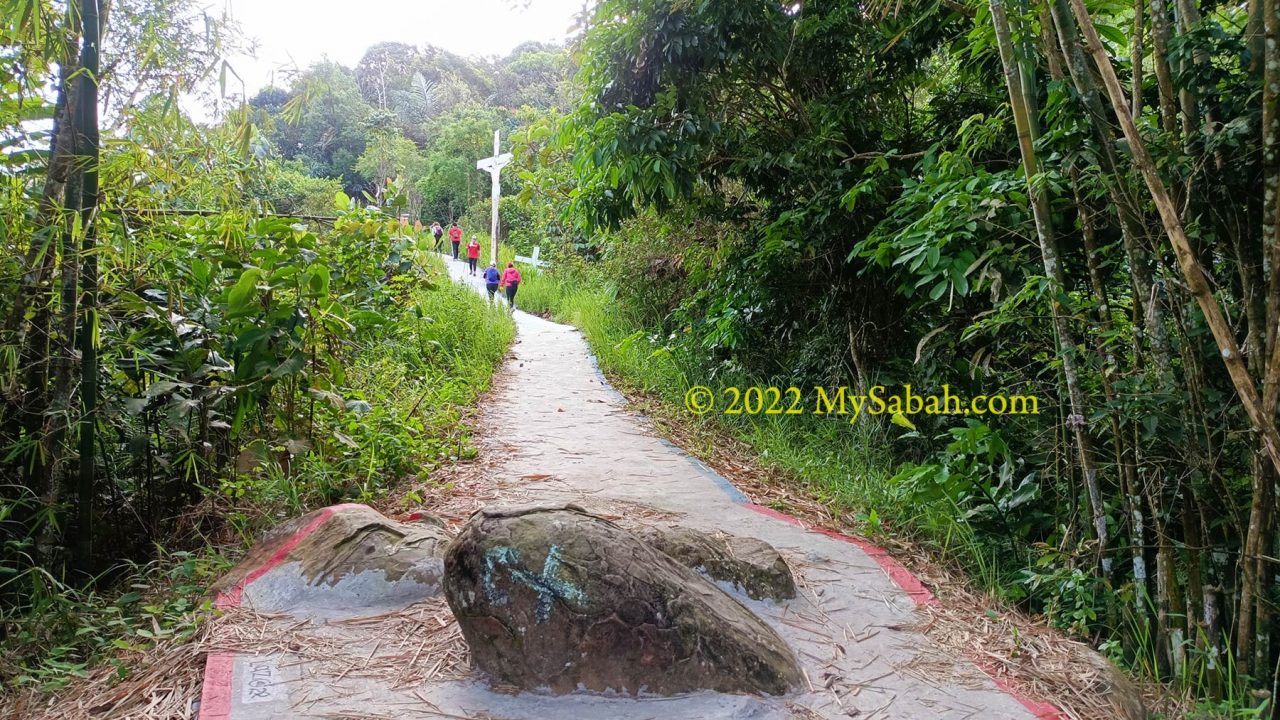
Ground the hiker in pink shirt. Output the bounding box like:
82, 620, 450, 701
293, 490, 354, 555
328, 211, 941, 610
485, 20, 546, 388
466, 236, 481, 275
431, 221, 444, 251
500, 262, 522, 310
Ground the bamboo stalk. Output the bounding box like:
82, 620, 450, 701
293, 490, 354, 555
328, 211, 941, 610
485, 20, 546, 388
1068, 0, 1280, 678
1132, 0, 1145, 118
1067, 0, 1280, 472
73, 0, 102, 574
990, 0, 1109, 566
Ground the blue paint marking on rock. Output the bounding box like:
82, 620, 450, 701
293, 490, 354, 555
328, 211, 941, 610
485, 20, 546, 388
483, 544, 586, 623
482, 546, 518, 605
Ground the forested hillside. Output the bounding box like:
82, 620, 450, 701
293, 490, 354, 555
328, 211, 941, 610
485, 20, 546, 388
4, 0, 1280, 717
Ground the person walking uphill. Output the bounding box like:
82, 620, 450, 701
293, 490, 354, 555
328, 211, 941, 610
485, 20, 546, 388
501, 262, 522, 312
466, 236, 481, 275
484, 262, 501, 303
449, 222, 463, 260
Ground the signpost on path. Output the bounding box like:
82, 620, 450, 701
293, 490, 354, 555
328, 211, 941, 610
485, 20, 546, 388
476, 130, 513, 267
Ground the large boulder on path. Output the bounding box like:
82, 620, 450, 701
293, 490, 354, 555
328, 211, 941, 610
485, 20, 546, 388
212, 503, 453, 617
442, 504, 802, 696
636, 524, 797, 601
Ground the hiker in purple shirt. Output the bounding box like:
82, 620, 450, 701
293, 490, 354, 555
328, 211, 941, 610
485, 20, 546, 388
483, 263, 502, 303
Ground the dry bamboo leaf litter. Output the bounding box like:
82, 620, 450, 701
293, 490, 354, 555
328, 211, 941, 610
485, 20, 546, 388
2, 597, 472, 720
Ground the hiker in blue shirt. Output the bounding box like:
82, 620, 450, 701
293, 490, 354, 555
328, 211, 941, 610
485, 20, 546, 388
483, 262, 502, 303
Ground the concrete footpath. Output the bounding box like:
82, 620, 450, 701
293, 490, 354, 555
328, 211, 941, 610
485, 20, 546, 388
196, 255, 1063, 720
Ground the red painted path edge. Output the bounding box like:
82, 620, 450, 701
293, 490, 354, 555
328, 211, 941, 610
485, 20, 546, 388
197, 500, 1067, 720
197, 503, 363, 719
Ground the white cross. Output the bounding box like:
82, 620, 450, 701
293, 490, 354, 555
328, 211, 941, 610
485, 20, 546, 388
476, 130, 513, 266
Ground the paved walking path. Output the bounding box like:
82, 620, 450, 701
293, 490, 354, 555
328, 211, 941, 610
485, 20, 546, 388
424, 257, 1049, 719
198, 256, 1057, 720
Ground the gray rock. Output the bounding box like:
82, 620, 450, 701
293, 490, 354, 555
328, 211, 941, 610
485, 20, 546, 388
211, 504, 453, 617
636, 524, 796, 601
442, 504, 803, 696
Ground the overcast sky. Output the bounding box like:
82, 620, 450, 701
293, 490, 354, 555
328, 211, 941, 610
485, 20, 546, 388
222, 0, 589, 95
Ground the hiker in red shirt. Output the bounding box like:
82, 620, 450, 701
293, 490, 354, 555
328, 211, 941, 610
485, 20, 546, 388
448, 223, 463, 260
466, 236, 481, 275
500, 262, 522, 311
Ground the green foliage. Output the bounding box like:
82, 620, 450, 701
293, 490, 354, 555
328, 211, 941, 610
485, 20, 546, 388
99, 0, 244, 127
0, 202, 514, 691
0, 550, 228, 692
417, 104, 514, 222
855, 129, 1032, 306
891, 421, 1044, 545
213, 258, 514, 513
354, 41, 493, 126
494, 42, 575, 110
355, 123, 427, 211
248, 160, 345, 217
509, 108, 589, 253
0, 25, 518, 689
253, 62, 374, 193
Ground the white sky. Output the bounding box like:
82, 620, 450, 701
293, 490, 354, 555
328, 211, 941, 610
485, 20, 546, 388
222, 0, 589, 95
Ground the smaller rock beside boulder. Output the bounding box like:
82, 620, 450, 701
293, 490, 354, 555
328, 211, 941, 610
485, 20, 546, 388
211, 504, 453, 618
636, 524, 796, 601
443, 504, 803, 697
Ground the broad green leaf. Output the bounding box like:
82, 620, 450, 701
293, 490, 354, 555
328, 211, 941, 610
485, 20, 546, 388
890, 412, 917, 431
227, 268, 261, 314
1095, 24, 1128, 47
270, 353, 307, 379
929, 279, 949, 301
307, 265, 331, 297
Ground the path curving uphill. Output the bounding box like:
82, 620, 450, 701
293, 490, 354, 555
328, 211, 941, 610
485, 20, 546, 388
196, 256, 1067, 720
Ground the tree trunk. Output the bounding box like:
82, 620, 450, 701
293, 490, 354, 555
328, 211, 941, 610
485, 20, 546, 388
1148, 0, 1180, 136
1261, 0, 1280, 414
7, 50, 81, 568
